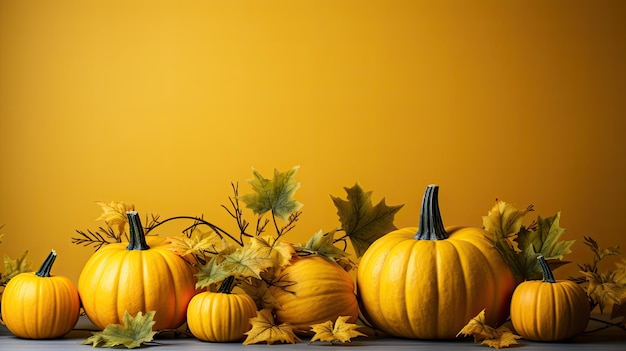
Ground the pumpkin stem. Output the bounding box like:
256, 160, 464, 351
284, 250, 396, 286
35, 249, 57, 277
537, 255, 556, 283
126, 211, 151, 251
414, 184, 449, 240
218, 276, 236, 294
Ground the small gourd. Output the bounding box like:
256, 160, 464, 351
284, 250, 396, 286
510, 255, 590, 341
1, 250, 80, 339
186, 276, 257, 342
78, 211, 197, 330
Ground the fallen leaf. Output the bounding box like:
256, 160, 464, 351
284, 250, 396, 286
457, 309, 522, 349
309, 316, 366, 344
481, 327, 522, 349
243, 309, 301, 345
82, 310, 156, 349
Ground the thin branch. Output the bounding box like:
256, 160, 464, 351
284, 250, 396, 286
145, 215, 243, 246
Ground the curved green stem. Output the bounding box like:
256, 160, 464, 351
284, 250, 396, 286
218, 276, 236, 294
537, 255, 556, 283
35, 249, 57, 277
414, 184, 449, 240
126, 211, 150, 250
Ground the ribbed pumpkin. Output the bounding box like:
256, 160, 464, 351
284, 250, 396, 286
357, 185, 516, 339
186, 276, 257, 342
78, 211, 196, 330
1, 250, 80, 339
510, 255, 590, 341
269, 254, 359, 333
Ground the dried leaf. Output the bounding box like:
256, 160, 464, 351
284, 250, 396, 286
82, 311, 156, 349
167, 226, 221, 259
243, 309, 301, 345
457, 310, 499, 342
239, 279, 282, 311
3, 251, 30, 281
581, 270, 626, 313
309, 316, 365, 344
241, 166, 303, 221
331, 183, 403, 257
95, 201, 135, 235
457, 309, 521, 349
481, 327, 522, 349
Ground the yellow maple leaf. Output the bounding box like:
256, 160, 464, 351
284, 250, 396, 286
2, 251, 31, 281
581, 270, 625, 313
167, 226, 222, 264
457, 310, 499, 342
481, 327, 522, 349
95, 201, 135, 235
242, 309, 301, 345
457, 310, 521, 349
309, 316, 366, 344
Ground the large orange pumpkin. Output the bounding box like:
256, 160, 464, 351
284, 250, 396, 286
269, 254, 359, 333
357, 185, 516, 339
78, 211, 197, 330
1, 250, 80, 339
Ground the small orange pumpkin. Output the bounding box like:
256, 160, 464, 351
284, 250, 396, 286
186, 276, 257, 342
1, 250, 80, 339
510, 255, 590, 341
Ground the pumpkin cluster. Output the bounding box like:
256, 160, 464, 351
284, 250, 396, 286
1, 180, 592, 346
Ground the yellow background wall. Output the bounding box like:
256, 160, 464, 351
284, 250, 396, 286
1, 0, 625, 283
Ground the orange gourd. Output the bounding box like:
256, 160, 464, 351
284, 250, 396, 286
510, 255, 590, 341
186, 276, 257, 342
1, 250, 80, 339
357, 185, 516, 339
269, 254, 359, 333
78, 211, 196, 330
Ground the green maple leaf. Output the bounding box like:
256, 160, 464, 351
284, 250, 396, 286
196, 236, 286, 289
517, 213, 574, 280
220, 237, 275, 279
241, 166, 303, 221
82, 311, 157, 349
483, 201, 575, 281
331, 183, 403, 257
297, 229, 350, 261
